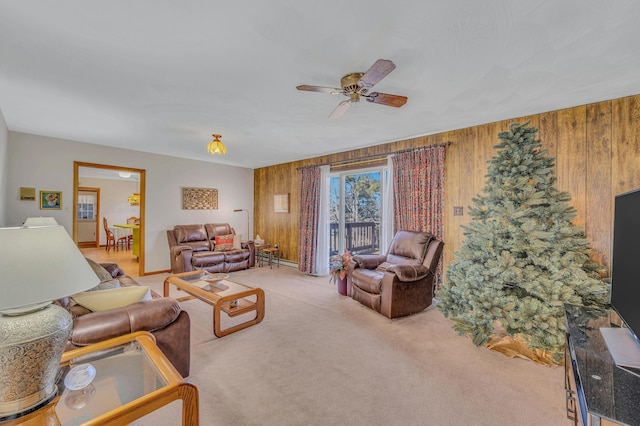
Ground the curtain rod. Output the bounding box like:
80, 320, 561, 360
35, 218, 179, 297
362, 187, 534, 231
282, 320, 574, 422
296, 141, 452, 171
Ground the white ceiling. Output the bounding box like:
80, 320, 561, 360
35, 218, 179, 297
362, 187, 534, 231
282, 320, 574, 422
1, 1, 640, 169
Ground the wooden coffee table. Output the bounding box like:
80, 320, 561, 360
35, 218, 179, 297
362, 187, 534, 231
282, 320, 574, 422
164, 271, 265, 337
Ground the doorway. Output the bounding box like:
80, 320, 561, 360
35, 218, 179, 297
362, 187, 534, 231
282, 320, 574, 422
329, 168, 384, 257
73, 161, 146, 276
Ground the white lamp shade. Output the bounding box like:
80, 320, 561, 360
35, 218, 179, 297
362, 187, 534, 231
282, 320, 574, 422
0, 224, 100, 311
23, 217, 59, 227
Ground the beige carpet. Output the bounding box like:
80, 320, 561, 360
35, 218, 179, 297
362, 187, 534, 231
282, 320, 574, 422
132, 266, 569, 426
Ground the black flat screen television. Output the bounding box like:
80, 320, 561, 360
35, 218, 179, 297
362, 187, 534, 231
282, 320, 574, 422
601, 188, 640, 373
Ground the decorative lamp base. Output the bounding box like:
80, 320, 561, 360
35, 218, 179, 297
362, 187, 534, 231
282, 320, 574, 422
0, 303, 72, 420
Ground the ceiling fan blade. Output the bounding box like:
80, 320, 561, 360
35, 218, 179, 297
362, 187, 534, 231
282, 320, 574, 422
358, 59, 396, 89
296, 84, 342, 94
329, 100, 352, 119
366, 92, 408, 108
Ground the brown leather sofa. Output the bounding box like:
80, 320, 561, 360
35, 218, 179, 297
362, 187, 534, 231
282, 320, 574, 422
167, 223, 255, 273
58, 262, 191, 377
346, 230, 444, 319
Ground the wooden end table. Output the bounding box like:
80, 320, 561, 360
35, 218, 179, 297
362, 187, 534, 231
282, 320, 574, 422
261, 247, 280, 268
164, 271, 265, 337
254, 243, 270, 267
4, 331, 198, 425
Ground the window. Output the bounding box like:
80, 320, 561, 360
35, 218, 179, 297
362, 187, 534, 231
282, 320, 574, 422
77, 194, 96, 220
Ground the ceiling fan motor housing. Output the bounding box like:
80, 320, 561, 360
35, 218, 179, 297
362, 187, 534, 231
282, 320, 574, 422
341, 73, 368, 101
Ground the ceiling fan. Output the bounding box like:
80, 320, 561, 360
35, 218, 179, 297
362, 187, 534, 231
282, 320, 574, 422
296, 59, 408, 119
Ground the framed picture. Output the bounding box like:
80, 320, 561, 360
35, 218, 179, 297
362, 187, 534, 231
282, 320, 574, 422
274, 193, 289, 213
40, 190, 62, 210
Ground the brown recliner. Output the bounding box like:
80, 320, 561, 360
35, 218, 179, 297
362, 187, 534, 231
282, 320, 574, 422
346, 230, 444, 319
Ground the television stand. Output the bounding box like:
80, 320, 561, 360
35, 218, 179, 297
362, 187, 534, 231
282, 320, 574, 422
564, 304, 640, 425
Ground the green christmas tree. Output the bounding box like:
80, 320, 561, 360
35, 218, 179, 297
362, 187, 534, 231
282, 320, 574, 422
438, 122, 609, 363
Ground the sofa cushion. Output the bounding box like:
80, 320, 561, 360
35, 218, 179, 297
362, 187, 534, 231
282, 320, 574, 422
174, 224, 208, 243
72, 286, 152, 312
350, 269, 384, 294
387, 231, 434, 263
192, 251, 225, 267
205, 223, 233, 240
224, 249, 250, 263
233, 234, 242, 250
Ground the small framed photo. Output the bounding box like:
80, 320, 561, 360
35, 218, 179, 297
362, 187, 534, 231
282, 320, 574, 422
40, 191, 62, 210
274, 193, 289, 213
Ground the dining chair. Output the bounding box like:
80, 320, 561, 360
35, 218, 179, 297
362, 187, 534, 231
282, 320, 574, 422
125, 217, 138, 247
103, 217, 116, 251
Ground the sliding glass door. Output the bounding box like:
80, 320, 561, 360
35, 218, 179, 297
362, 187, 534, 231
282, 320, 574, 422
329, 168, 385, 258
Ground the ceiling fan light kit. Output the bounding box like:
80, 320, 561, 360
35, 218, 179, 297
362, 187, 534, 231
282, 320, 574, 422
207, 134, 226, 155
296, 59, 408, 119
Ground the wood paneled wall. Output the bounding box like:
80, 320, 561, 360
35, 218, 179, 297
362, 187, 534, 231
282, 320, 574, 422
254, 94, 640, 280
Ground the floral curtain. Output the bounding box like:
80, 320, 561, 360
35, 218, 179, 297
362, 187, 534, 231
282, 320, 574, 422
298, 166, 321, 274
391, 146, 445, 285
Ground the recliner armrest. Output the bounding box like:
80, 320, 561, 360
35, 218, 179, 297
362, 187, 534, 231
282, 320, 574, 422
170, 244, 193, 256
70, 298, 182, 346
242, 240, 256, 267
351, 254, 388, 269
387, 264, 430, 282
100, 262, 125, 278
170, 244, 194, 273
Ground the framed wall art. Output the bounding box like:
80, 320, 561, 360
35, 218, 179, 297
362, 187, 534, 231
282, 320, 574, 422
40, 190, 62, 210
182, 187, 218, 210
274, 193, 289, 213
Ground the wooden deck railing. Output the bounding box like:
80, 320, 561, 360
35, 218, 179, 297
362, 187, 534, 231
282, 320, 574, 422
330, 221, 380, 256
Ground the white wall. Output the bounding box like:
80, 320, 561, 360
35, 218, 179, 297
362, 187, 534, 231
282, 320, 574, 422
6, 132, 254, 273
0, 108, 8, 227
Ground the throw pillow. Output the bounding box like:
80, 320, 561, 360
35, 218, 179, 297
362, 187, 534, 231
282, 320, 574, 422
84, 258, 122, 291
214, 234, 235, 251
72, 286, 152, 312
90, 278, 121, 291
85, 258, 113, 282
233, 234, 242, 250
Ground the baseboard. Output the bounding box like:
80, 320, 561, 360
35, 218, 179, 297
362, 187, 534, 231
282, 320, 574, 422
276, 259, 298, 269
78, 241, 98, 248
142, 269, 171, 276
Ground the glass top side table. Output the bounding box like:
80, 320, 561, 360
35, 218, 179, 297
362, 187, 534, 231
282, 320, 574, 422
4, 331, 198, 426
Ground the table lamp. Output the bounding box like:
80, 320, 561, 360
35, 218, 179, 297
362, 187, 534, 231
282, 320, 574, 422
0, 218, 99, 419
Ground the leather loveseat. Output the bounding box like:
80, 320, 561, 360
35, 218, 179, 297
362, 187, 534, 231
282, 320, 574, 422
346, 230, 444, 319
58, 262, 191, 377
167, 223, 255, 274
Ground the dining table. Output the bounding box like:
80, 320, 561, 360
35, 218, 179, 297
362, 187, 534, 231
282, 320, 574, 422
113, 223, 140, 258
